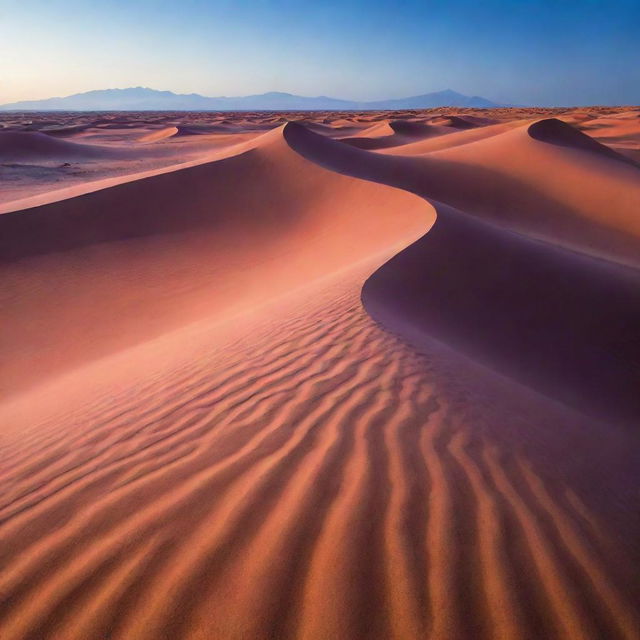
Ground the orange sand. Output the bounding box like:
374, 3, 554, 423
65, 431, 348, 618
0, 107, 639, 640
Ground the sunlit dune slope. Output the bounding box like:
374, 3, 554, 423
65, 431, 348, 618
288, 118, 640, 266
0, 124, 430, 396
0, 260, 638, 640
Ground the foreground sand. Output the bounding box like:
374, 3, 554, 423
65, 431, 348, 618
1, 107, 639, 639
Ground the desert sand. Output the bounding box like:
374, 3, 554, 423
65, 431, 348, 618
0, 106, 639, 639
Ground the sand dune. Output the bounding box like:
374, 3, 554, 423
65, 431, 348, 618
1, 262, 638, 640
0, 124, 428, 396
286, 118, 640, 265
341, 120, 449, 149
528, 117, 637, 166
574, 110, 640, 162
284, 118, 640, 418
428, 114, 486, 128
138, 126, 180, 142
1, 107, 639, 640
377, 120, 527, 154
0, 131, 123, 161
41, 124, 94, 137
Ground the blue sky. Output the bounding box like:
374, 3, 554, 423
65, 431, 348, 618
1, 0, 638, 105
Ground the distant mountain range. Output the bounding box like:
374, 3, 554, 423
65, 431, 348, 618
0, 87, 501, 111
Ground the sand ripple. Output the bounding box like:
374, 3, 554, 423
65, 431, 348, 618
0, 269, 637, 640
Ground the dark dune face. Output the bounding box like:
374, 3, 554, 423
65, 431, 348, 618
529, 117, 638, 166
362, 203, 640, 426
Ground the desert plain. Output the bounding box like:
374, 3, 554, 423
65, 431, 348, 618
0, 106, 639, 639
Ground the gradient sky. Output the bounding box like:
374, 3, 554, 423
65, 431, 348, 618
1, 0, 639, 106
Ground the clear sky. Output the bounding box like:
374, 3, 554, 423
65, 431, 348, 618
1, 0, 639, 106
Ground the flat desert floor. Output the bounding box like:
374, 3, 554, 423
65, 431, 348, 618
1, 107, 639, 639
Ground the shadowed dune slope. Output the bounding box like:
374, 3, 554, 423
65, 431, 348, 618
283, 121, 640, 424
0, 131, 124, 161
0, 124, 430, 397
362, 203, 640, 425
528, 118, 638, 167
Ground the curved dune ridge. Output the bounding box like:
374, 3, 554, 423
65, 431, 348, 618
1, 110, 639, 639
362, 202, 640, 425
377, 119, 526, 154
138, 126, 180, 142
137, 125, 224, 142
283, 119, 640, 423
41, 124, 93, 137
138, 124, 261, 142
285, 118, 640, 265
137, 126, 268, 148
0, 124, 430, 396
340, 119, 450, 150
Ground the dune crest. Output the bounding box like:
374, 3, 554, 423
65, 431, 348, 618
285, 118, 640, 265
0, 123, 430, 396
340, 119, 449, 149
138, 126, 180, 142
282, 120, 640, 421
528, 117, 638, 166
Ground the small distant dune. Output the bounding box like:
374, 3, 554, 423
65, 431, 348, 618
428, 114, 484, 129
138, 126, 180, 142
41, 124, 92, 137
389, 119, 448, 136
300, 120, 373, 138
378, 120, 521, 154
529, 117, 637, 166
139, 123, 279, 143
340, 119, 449, 150
0, 131, 120, 161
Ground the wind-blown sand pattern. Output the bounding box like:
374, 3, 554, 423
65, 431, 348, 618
1, 107, 639, 639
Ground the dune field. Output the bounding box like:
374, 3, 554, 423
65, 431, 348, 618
0, 106, 639, 639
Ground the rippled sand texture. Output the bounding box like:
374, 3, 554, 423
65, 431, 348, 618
1, 107, 639, 639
